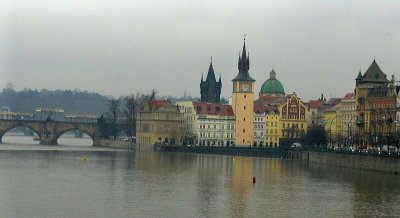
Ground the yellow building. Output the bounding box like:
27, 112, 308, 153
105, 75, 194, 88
323, 103, 342, 146
136, 100, 181, 149
278, 93, 308, 146
264, 111, 280, 147
231, 40, 255, 146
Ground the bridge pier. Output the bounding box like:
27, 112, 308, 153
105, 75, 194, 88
40, 135, 58, 145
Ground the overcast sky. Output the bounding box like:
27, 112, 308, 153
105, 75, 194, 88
1, 0, 399, 101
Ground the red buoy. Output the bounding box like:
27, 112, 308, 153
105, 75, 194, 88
253, 176, 256, 183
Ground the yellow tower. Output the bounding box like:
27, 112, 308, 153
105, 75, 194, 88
232, 39, 255, 146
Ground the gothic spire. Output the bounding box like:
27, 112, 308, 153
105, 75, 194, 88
238, 38, 249, 73
206, 58, 216, 84
232, 38, 255, 82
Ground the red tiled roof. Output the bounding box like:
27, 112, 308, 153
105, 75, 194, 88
140, 100, 169, 112
343, 93, 355, 99
193, 102, 234, 116
308, 100, 325, 108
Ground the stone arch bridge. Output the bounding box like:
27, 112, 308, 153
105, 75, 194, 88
0, 119, 102, 145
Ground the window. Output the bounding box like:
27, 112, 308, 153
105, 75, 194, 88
243, 129, 245, 133
216, 107, 221, 111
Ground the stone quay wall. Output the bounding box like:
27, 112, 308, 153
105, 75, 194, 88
94, 139, 136, 150
156, 145, 293, 158
301, 150, 400, 174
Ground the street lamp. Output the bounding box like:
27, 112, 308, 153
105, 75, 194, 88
347, 115, 357, 146
324, 117, 337, 148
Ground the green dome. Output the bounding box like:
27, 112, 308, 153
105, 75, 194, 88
260, 70, 285, 94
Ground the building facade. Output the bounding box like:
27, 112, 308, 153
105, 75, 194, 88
136, 100, 181, 147
323, 103, 342, 146
193, 102, 235, 146
355, 60, 397, 146
253, 113, 265, 146
279, 93, 308, 147
340, 93, 356, 144
264, 111, 281, 147
176, 101, 198, 145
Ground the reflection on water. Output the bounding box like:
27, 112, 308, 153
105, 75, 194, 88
0, 136, 399, 217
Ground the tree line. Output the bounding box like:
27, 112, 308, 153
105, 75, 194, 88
0, 83, 109, 115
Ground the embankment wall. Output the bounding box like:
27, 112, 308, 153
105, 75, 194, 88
301, 150, 400, 174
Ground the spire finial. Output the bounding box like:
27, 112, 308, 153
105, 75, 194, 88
244, 34, 246, 41
210, 55, 212, 63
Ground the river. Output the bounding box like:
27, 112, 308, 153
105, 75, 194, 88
0, 134, 399, 217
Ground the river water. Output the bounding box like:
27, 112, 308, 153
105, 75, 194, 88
0, 135, 399, 217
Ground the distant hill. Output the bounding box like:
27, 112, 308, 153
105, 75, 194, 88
0, 85, 109, 115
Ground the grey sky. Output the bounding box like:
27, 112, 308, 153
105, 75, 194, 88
1, 0, 399, 101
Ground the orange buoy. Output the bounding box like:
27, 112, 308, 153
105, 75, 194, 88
252, 176, 256, 183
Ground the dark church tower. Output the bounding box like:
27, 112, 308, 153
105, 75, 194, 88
200, 59, 222, 103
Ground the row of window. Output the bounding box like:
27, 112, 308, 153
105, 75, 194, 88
198, 140, 234, 146
199, 124, 235, 130
199, 132, 234, 138
254, 117, 264, 122
266, 121, 278, 127
254, 124, 264, 129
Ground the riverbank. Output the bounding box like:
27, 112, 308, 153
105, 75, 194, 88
94, 139, 136, 150
157, 144, 399, 174
155, 144, 300, 159
301, 150, 400, 175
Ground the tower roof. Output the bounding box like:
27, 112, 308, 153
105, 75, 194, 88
232, 39, 255, 82
355, 70, 362, 80
260, 69, 285, 94
205, 60, 216, 84
359, 60, 389, 84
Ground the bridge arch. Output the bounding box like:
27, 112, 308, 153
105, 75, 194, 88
54, 127, 97, 146
0, 123, 42, 144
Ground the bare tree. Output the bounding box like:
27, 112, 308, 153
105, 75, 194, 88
149, 89, 158, 101
124, 95, 136, 137
107, 98, 120, 140
123, 90, 158, 137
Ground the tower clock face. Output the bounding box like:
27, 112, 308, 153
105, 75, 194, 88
242, 84, 249, 92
